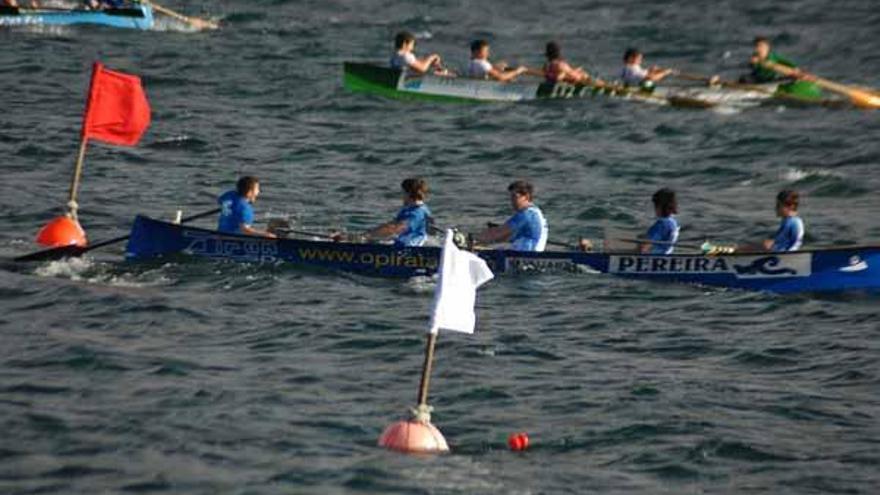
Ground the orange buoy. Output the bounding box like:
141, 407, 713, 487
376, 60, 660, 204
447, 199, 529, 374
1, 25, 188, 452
508, 432, 529, 451
378, 420, 450, 453
35, 216, 87, 248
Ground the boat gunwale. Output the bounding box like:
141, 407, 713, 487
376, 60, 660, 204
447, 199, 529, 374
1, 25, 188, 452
130, 215, 880, 259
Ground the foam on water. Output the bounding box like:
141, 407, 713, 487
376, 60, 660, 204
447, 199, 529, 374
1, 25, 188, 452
33, 257, 170, 287
779, 167, 838, 182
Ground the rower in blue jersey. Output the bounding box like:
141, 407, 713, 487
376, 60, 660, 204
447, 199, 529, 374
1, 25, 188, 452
476, 180, 548, 251
217, 176, 276, 238
763, 189, 804, 251
641, 188, 680, 254
360, 178, 432, 247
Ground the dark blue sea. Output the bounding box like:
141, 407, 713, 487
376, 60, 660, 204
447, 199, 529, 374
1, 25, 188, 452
2, 1, 879, 493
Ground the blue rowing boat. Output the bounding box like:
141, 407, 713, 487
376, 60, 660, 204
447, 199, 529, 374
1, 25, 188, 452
0, 4, 153, 29
126, 215, 880, 294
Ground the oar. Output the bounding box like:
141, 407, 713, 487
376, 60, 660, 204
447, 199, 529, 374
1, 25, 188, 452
143, 0, 219, 30
672, 71, 776, 94
467, 222, 577, 250
613, 237, 706, 251
762, 61, 880, 109
14, 208, 220, 263
272, 227, 337, 241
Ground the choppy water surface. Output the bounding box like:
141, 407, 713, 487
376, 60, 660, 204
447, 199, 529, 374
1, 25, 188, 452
2, 1, 879, 493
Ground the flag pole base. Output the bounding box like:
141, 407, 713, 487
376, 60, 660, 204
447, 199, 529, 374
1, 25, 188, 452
378, 404, 450, 454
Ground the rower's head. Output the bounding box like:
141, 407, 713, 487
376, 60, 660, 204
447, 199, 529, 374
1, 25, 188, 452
545, 41, 561, 61
401, 177, 428, 204
775, 189, 799, 217
753, 36, 771, 60
652, 188, 678, 217
623, 48, 643, 65
471, 39, 490, 60
237, 176, 261, 203
395, 31, 416, 52
508, 180, 534, 210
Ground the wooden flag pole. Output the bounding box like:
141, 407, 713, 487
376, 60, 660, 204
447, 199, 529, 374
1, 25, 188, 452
416, 332, 439, 409
66, 137, 89, 221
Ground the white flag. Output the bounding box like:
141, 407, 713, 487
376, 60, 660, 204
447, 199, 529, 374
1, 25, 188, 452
429, 230, 494, 334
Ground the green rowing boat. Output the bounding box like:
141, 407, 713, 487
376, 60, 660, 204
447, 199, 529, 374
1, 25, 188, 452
343, 62, 840, 108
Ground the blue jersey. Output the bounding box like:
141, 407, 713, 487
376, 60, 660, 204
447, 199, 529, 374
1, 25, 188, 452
393, 203, 431, 247
771, 216, 804, 252
217, 190, 254, 235
505, 205, 548, 252
646, 216, 680, 255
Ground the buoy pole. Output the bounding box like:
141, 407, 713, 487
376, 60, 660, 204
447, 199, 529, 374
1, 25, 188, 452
377, 329, 449, 453
66, 137, 89, 221
33, 136, 89, 248
416, 331, 438, 408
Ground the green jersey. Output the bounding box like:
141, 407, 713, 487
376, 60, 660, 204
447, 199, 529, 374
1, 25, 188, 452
751, 52, 797, 83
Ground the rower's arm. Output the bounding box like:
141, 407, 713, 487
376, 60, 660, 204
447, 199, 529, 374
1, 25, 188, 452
646, 67, 673, 82
240, 224, 277, 239
409, 54, 440, 74
475, 224, 512, 244
365, 221, 407, 240
488, 66, 526, 82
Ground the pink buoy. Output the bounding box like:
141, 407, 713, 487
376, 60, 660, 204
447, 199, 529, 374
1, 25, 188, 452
378, 420, 450, 454
35, 216, 87, 248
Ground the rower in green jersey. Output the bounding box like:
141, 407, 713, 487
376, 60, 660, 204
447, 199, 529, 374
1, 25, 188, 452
742, 36, 822, 100
744, 36, 799, 83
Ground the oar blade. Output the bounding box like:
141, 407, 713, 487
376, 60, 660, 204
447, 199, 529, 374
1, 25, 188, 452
849, 89, 880, 109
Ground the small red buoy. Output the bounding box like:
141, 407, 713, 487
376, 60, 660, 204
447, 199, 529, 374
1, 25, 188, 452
35, 215, 87, 248
378, 420, 450, 454
508, 432, 529, 451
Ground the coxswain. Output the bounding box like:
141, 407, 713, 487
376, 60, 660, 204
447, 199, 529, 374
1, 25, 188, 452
217, 176, 276, 238
475, 180, 548, 252
763, 189, 804, 251
541, 41, 595, 85
335, 178, 432, 247
621, 48, 674, 88
640, 188, 680, 254
390, 31, 443, 75
467, 40, 528, 82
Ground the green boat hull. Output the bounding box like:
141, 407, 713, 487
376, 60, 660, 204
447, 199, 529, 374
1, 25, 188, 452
343, 62, 842, 108
342, 62, 662, 104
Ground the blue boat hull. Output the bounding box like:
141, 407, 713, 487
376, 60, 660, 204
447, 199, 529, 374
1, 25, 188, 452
125, 215, 880, 293
0, 5, 153, 29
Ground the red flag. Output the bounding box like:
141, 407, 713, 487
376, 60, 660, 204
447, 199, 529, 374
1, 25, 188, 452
81, 62, 151, 146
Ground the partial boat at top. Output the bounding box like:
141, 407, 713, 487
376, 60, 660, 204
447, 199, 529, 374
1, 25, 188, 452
125, 215, 880, 294
342, 62, 840, 109
0, 3, 153, 30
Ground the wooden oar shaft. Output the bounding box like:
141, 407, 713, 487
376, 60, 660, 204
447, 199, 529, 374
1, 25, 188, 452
672, 71, 775, 94
273, 227, 336, 240
473, 222, 577, 250
762, 60, 880, 108
614, 237, 706, 250
145, 1, 218, 29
